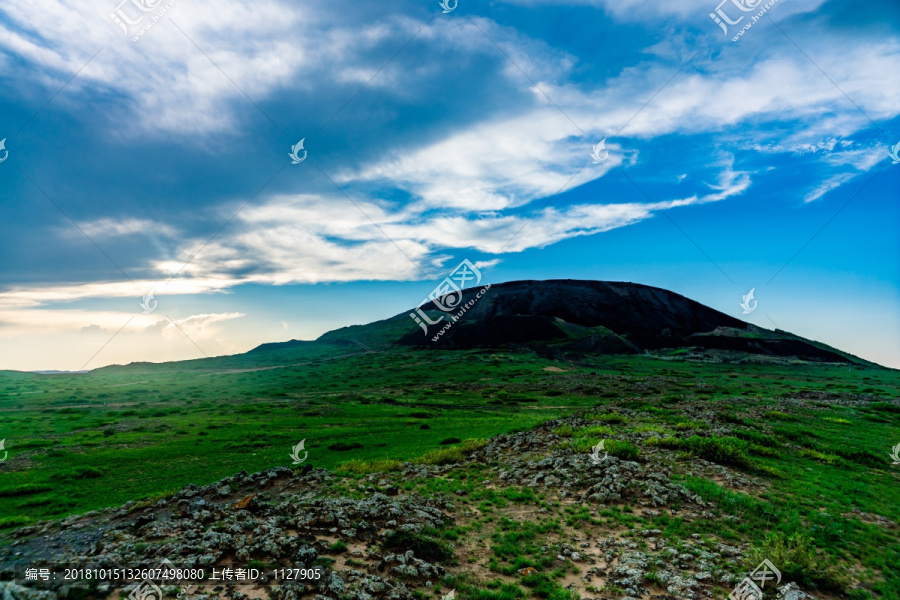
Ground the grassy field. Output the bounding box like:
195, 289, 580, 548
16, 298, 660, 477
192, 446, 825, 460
1, 345, 899, 596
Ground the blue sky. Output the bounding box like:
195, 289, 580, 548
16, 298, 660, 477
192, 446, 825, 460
0, 0, 898, 370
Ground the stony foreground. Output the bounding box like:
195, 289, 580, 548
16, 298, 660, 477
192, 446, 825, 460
0, 413, 844, 600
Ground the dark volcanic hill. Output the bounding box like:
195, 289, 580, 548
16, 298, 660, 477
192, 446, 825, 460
316, 279, 867, 364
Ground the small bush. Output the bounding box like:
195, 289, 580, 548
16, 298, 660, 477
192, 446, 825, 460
765, 410, 800, 422
551, 425, 574, 437
329, 540, 348, 553
0, 516, 30, 530
470, 583, 527, 600
337, 458, 403, 475
772, 427, 820, 444
587, 413, 627, 424
732, 429, 779, 446
382, 530, 453, 562
746, 532, 848, 592
0, 484, 54, 498
632, 425, 665, 434
328, 442, 364, 451
606, 440, 640, 461
674, 421, 707, 431
835, 448, 884, 468
647, 435, 753, 468
719, 413, 750, 426
800, 448, 839, 464
440, 438, 462, 445
419, 439, 487, 465
59, 466, 104, 480
753, 464, 786, 479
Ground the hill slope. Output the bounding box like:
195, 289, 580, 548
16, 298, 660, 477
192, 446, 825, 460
315, 280, 869, 365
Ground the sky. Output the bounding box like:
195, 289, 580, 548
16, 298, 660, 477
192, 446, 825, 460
0, 0, 898, 371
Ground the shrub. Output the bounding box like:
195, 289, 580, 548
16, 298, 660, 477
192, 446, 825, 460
765, 410, 800, 421
419, 439, 487, 465
732, 429, 775, 445
632, 425, 665, 434
440, 438, 462, 445
719, 413, 750, 426
746, 532, 847, 593
800, 448, 838, 464
329, 540, 348, 553
647, 436, 753, 468
0, 516, 30, 530
59, 466, 104, 480
674, 421, 707, 431
551, 425, 574, 437
834, 448, 884, 468
606, 440, 640, 461
772, 427, 820, 444
469, 583, 527, 600
574, 425, 613, 438
328, 442, 364, 451
0, 484, 53, 498
587, 413, 627, 424
753, 464, 786, 479
382, 530, 453, 562
337, 458, 403, 475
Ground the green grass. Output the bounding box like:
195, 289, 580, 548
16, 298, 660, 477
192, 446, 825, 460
606, 440, 640, 461
419, 439, 488, 465
647, 435, 759, 469
1, 345, 898, 596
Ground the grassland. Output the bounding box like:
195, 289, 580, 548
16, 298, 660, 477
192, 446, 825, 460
1, 344, 899, 597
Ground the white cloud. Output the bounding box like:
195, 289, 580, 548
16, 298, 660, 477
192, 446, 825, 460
496, 0, 828, 21
803, 173, 856, 203
0, 0, 896, 347
74, 218, 179, 239
162, 312, 245, 340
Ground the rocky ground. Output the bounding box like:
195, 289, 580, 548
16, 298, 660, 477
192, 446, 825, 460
0, 413, 836, 600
